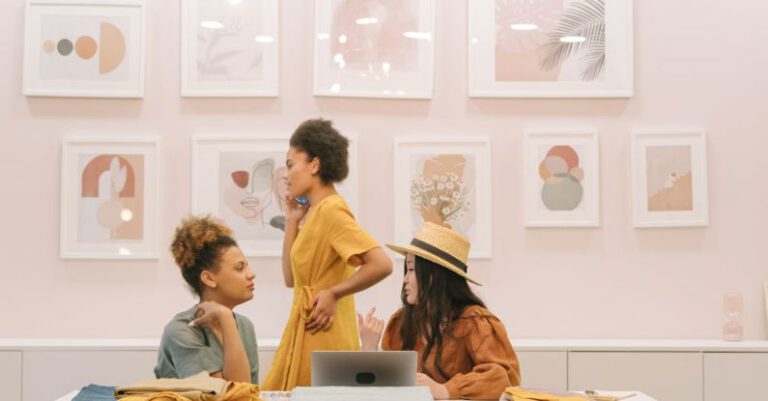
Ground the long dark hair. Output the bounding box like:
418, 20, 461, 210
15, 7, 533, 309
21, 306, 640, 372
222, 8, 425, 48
398, 255, 485, 378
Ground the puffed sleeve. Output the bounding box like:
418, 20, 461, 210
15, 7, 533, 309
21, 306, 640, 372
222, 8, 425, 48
326, 200, 379, 266
443, 313, 521, 400
381, 310, 403, 351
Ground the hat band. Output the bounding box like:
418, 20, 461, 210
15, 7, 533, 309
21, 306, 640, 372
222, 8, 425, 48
410, 238, 468, 273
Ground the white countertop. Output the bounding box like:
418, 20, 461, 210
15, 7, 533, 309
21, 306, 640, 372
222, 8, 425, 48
3, 338, 768, 352
55, 390, 657, 401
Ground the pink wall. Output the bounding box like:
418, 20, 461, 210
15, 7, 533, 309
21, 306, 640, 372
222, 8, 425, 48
1, 0, 767, 340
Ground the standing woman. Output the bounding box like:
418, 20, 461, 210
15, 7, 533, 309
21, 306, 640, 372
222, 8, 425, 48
263, 119, 393, 390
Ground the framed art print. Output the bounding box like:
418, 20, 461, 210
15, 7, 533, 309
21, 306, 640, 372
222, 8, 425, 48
524, 130, 599, 227
394, 137, 492, 258
192, 135, 359, 257
60, 137, 158, 259
468, 0, 633, 98
181, 0, 279, 97
631, 130, 709, 227
23, 0, 146, 98
314, 0, 435, 98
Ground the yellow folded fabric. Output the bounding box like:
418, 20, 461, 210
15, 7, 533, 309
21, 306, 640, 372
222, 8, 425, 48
504, 387, 590, 401
116, 371, 228, 401
220, 382, 261, 401
120, 392, 192, 401
118, 382, 261, 401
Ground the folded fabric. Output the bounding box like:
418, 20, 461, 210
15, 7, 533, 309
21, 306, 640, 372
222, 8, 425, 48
73, 384, 117, 401
118, 383, 261, 401
503, 387, 590, 401
115, 371, 227, 401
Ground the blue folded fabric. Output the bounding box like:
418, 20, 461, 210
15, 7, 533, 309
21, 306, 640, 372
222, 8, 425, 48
72, 384, 116, 401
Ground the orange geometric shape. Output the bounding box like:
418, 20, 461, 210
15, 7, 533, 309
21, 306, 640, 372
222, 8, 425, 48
75, 35, 98, 60
81, 154, 136, 197
538, 160, 551, 180
543, 155, 568, 176
231, 171, 249, 189
99, 22, 126, 74
546, 145, 579, 170
570, 166, 585, 181
42, 40, 55, 53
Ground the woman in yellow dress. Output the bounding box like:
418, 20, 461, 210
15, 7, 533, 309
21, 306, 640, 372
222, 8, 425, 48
263, 119, 393, 390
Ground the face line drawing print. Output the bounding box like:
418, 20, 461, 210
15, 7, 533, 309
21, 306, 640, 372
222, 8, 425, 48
219, 152, 289, 239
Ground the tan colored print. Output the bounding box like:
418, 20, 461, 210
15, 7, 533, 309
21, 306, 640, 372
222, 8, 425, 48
646, 145, 693, 212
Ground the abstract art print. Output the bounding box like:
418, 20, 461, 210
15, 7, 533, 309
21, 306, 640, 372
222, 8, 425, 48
632, 130, 709, 227
60, 137, 158, 259
394, 138, 492, 258
23, 0, 146, 98
181, 0, 278, 97
468, 0, 633, 97
192, 135, 359, 256
524, 131, 599, 227
314, 0, 435, 98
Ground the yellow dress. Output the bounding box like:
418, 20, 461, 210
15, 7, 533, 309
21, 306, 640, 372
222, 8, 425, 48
262, 194, 379, 390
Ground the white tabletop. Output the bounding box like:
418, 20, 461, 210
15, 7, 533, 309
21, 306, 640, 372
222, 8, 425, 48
572, 391, 657, 401
56, 389, 657, 401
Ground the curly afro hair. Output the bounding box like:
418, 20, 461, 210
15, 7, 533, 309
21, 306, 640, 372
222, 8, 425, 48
170, 215, 238, 296
289, 118, 350, 184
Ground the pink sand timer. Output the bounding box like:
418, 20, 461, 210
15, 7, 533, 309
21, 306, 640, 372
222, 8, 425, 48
722, 293, 744, 341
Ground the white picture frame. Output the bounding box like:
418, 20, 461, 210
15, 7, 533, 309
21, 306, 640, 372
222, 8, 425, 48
181, 0, 279, 97
191, 134, 359, 257
468, 0, 633, 98
313, 0, 435, 99
524, 130, 599, 227
631, 130, 709, 228
60, 137, 159, 259
394, 137, 492, 259
23, 0, 147, 98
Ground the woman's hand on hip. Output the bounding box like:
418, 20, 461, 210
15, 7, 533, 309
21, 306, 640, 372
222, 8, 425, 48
306, 289, 337, 333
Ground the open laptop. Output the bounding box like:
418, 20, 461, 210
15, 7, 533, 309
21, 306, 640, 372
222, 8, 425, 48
311, 351, 417, 386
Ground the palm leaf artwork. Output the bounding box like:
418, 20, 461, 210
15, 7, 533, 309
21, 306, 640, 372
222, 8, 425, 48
540, 0, 606, 81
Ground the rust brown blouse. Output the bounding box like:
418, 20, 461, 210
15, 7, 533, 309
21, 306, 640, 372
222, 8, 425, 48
382, 305, 521, 400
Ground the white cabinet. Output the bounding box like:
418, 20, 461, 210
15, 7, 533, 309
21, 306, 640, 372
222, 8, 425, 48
0, 352, 22, 401
516, 351, 568, 392
257, 349, 275, 384
568, 352, 703, 401
703, 353, 768, 401
22, 351, 157, 401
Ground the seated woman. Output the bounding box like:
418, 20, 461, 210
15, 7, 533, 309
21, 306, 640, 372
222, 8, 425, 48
359, 222, 521, 400
154, 215, 259, 383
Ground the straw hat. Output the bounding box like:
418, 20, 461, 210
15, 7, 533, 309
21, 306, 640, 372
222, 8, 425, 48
386, 222, 481, 286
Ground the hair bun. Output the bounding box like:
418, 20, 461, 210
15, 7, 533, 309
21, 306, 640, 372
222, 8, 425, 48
170, 215, 233, 271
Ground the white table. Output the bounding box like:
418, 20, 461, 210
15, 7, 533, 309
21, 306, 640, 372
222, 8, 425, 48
56, 389, 658, 401
571, 391, 657, 401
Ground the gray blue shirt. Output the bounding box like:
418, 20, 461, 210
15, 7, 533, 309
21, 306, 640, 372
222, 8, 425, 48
154, 305, 259, 383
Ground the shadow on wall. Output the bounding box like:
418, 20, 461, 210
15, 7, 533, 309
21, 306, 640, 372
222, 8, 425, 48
26, 97, 144, 119
467, 98, 632, 117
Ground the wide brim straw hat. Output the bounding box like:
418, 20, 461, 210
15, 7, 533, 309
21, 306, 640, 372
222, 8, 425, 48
386, 222, 481, 286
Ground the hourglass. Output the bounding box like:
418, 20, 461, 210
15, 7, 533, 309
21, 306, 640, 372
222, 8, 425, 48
722, 293, 743, 341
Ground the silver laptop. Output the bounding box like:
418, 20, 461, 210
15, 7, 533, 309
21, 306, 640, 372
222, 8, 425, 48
311, 351, 417, 387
